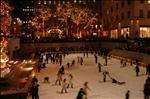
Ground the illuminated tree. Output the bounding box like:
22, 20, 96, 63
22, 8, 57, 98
0, 0, 13, 77
32, 2, 98, 38
32, 5, 52, 37
0, 0, 13, 35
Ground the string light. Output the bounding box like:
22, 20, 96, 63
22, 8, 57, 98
32, 3, 97, 37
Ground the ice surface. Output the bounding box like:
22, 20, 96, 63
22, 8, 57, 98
29, 53, 147, 99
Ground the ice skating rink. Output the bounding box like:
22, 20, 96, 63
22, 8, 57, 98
29, 53, 147, 99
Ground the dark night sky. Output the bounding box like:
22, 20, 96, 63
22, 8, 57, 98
10, 0, 25, 17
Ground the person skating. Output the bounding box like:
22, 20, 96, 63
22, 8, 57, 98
135, 64, 140, 76
105, 56, 108, 66
110, 77, 125, 85
120, 59, 124, 67
32, 76, 38, 85
55, 71, 62, 85
60, 65, 65, 75
80, 57, 83, 65
98, 63, 102, 72
43, 76, 50, 83
76, 88, 86, 99
125, 90, 130, 99
67, 74, 73, 88
61, 78, 68, 93
71, 59, 75, 67
66, 62, 70, 68
83, 81, 91, 99
103, 71, 109, 82
30, 82, 40, 99
146, 64, 150, 75
94, 54, 98, 64
143, 82, 150, 99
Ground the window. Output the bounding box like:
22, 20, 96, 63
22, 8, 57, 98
121, 13, 124, 20
147, 10, 150, 18
140, 0, 144, 3
139, 10, 144, 18
116, 15, 118, 21
79, 0, 82, 4
127, 0, 131, 5
116, 3, 118, 10
93, 0, 96, 3
74, 0, 77, 3
49, 1, 51, 4
62, 1, 65, 4
111, 6, 113, 12
127, 11, 131, 18
44, 1, 47, 4
121, 1, 124, 7
140, 27, 150, 38
83, 0, 86, 4
111, 16, 113, 22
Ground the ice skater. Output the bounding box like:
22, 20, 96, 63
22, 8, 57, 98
94, 54, 98, 64
76, 88, 86, 99
43, 76, 50, 83
103, 71, 109, 82
83, 81, 91, 99
146, 64, 150, 75
71, 59, 75, 67
98, 63, 102, 72
80, 57, 83, 65
125, 90, 130, 99
134, 64, 140, 76
61, 78, 68, 93
143, 81, 150, 99
67, 62, 70, 68
110, 77, 125, 85
55, 71, 62, 85
30, 82, 40, 99
67, 74, 73, 88
120, 59, 124, 67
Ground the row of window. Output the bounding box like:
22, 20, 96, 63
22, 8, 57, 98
111, 0, 150, 12
104, 10, 150, 24
37, 0, 96, 5
23, 9, 36, 12
110, 10, 150, 22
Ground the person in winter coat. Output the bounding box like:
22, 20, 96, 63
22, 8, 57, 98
135, 65, 140, 76
30, 83, 40, 99
83, 81, 91, 99
103, 71, 109, 82
76, 88, 86, 99
32, 76, 38, 85
143, 82, 150, 99
98, 63, 102, 72
125, 90, 130, 99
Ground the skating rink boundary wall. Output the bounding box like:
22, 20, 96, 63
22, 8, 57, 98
20, 41, 126, 55
109, 49, 150, 67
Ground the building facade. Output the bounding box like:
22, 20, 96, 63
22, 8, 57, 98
102, 0, 150, 39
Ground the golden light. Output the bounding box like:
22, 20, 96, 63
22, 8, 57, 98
148, 0, 150, 4
24, 67, 33, 71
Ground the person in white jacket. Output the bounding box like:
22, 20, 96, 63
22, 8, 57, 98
61, 78, 68, 93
